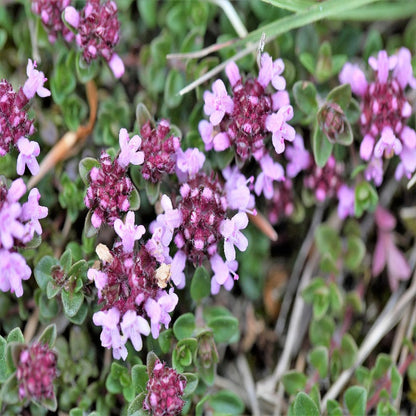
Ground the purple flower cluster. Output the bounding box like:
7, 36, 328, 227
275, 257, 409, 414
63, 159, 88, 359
64, 0, 124, 78
143, 359, 187, 416
199, 52, 294, 161
0, 60, 50, 176
149, 150, 255, 294
89, 213, 178, 360
17, 343, 57, 401
31, 0, 74, 43
84, 128, 143, 228
140, 120, 181, 183
0, 178, 48, 297
340, 48, 416, 185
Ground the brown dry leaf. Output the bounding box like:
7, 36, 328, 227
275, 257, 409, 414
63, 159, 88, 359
263, 263, 288, 321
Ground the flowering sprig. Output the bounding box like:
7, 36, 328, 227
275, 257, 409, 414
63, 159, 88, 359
199, 52, 294, 162
0, 177, 48, 297
89, 214, 179, 359
339, 48, 416, 185
83, 128, 142, 229
64, 0, 125, 78
0, 60, 50, 176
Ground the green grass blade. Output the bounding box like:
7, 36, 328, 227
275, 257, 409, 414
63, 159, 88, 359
261, 0, 316, 12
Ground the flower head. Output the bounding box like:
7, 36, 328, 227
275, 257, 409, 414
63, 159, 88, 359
17, 343, 57, 401
143, 359, 187, 416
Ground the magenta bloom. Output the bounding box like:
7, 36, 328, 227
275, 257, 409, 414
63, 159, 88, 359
32, 0, 74, 43
0, 250, 31, 298
372, 206, 411, 291
143, 360, 187, 416
114, 211, 145, 253
140, 120, 180, 183
203, 79, 234, 126
222, 165, 255, 213
176, 147, 206, 181
267, 179, 295, 225
199, 52, 294, 161
254, 154, 284, 200
16, 137, 40, 176
17, 343, 57, 401
340, 48, 416, 185
337, 185, 355, 220
70, 0, 124, 77
210, 253, 238, 294
285, 134, 311, 178
220, 212, 249, 262
22, 59, 51, 100
117, 128, 144, 169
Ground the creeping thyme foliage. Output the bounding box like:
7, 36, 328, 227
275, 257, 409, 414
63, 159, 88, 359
2, 1, 416, 415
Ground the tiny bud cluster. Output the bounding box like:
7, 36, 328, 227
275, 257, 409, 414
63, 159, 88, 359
143, 360, 187, 416
17, 343, 57, 401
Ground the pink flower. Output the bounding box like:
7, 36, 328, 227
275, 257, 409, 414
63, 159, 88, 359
203, 79, 234, 126
22, 59, 50, 100
64, 5, 80, 28
395, 146, 416, 180
87, 268, 108, 299
368, 50, 397, 85
210, 253, 238, 294
220, 212, 249, 261
154, 195, 182, 246
16, 137, 40, 176
339, 63, 368, 96
108, 53, 125, 78
171, 250, 186, 289
117, 128, 144, 169
372, 206, 411, 291
393, 47, 416, 89
225, 61, 241, 87
120, 310, 150, 352
265, 105, 295, 154
114, 211, 145, 252
176, 147, 205, 180
254, 154, 284, 200
285, 134, 311, 178
365, 157, 384, 186
93, 307, 127, 360
20, 188, 48, 241
258, 53, 286, 90
337, 185, 355, 220
360, 134, 375, 161
222, 166, 255, 212
0, 250, 31, 297
373, 126, 402, 158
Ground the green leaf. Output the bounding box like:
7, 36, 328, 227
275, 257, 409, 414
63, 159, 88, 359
208, 390, 245, 415
312, 286, 330, 320
67, 260, 88, 283
164, 69, 185, 108
60, 248, 73, 273
84, 210, 98, 238
327, 84, 352, 112
75, 51, 99, 83
340, 334, 358, 369
79, 157, 100, 186
302, 277, 326, 303
312, 123, 333, 167
34, 256, 59, 291
129, 186, 141, 211
135, 103, 155, 132
39, 394, 58, 412
390, 365, 402, 400
131, 364, 148, 392
183, 373, 198, 398
293, 392, 320, 416
203, 305, 232, 322
354, 181, 378, 217
327, 399, 343, 416
330, 349, 342, 381
190, 266, 211, 302
145, 181, 160, 205
299, 53, 316, 75
292, 81, 319, 116
355, 366, 372, 390
344, 386, 367, 416
282, 371, 307, 395
308, 346, 328, 378
68, 301, 88, 325
47, 281, 62, 299
137, 0, 157, 28
0, 336, 9, 382
106, 362, 128, 394
173, 313, 195, 340
51, 53, 76, 105
328, 282, 343, 313
62, 289, 84, 318
0, 373, 19, 404
173, 338, 198, 372
7, 327, 24, 344
127, 392, 147, 416
309, 316, 335, 347
373, 353, 392, 380
146, 351, 159, 374
208, 316, 239, 344
344, 236, 366, 270
38, 324, 57, 348
260, 0, 316, 11
315, 225, 342, 260
158, 329, 174, 353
